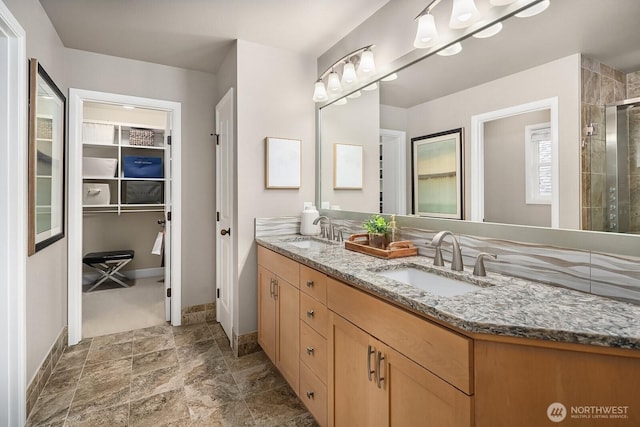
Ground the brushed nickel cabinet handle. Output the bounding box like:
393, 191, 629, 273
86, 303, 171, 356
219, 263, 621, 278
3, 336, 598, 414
306, 309, 315, 318
306, 391, 314, 399
306, 346, 315, 355
306, 280, 314, 287
376, 351, 385, 389
367, 345, 375, 381
273, 279, 278, 298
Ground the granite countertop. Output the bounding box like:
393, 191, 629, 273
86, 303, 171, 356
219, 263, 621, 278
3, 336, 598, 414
256, 235, 640, 351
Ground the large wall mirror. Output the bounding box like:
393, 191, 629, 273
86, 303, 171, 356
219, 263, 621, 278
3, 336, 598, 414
317, 0, 640, 236
28, 59, 66, 255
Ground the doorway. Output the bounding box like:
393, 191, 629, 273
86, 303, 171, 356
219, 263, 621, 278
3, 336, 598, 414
379, 128, 407, 214
68, 89, 182, 346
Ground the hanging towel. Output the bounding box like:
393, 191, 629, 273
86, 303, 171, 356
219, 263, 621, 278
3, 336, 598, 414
152, 232, 163, 255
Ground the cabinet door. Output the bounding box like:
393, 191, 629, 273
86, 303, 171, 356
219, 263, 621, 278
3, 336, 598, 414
258, 266, 277, 363
276, 277, 299, 394
378, 341, 472, 427
329, 313, 382, 427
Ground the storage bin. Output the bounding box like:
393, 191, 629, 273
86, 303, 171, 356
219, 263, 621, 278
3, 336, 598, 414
83, 183, 110, 205
129, 128, 155, 146
123, 156, 163, 178
83, 157, 118, 178
123, 181, 163, 204
82, 122, 115, 145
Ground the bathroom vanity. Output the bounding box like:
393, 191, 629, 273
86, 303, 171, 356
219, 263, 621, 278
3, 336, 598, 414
256, 236, 640, 427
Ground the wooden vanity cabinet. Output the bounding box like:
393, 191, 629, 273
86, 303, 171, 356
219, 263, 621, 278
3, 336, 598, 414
257, 247, 300, 393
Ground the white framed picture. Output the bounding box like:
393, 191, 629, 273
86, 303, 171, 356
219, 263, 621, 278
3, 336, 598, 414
334, 143, 363, 189
265, 137, 301, 189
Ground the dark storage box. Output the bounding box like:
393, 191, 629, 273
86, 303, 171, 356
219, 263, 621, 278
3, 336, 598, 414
123, 181, 163, 204
123, 156, 163, 178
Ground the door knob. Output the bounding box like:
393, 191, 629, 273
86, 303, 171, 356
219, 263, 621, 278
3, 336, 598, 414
220, 228, 231, 236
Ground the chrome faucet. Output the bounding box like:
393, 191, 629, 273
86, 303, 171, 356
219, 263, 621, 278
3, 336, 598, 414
430, 230, 464, 271
313, 216, 333, 240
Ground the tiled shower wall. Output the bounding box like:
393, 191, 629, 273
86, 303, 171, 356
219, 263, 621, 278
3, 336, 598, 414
581, 56, 640, 232
255, 216, 640, 305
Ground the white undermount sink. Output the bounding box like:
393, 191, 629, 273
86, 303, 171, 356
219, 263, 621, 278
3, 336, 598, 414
376, 267, 481, 297
286, 238, 332, 249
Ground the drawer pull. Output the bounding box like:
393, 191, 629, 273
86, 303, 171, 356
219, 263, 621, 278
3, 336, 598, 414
376, 351, 385, 389
306, 346, 315, 355
367, 345, 375, 381
306, 280, 314, 288
306, 309, 315, 318
306, 391, 315, 399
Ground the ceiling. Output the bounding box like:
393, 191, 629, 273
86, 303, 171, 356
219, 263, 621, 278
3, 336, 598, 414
380, 0, 640, 108
38, 0, 391, 74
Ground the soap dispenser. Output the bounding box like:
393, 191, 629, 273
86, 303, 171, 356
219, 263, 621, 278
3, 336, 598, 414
300, 202, 320, 236
387, 214, 400, 243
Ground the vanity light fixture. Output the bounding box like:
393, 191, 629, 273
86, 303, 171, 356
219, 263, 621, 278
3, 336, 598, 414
437, 42, 463, 56
334, 97, 348, 105
472, 22, 503, 38
122, 105, 136, 110
381, 73, 398, 82
347, 90, 362, 99
489, 0, 517, 5
449, 0, 480, 28
362, 82, 378, 91
515, 0, 550, 17
312, 45, 376, 102
414, 13, 439, 48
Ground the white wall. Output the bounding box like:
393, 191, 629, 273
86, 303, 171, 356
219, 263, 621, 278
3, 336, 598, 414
4, 0, 68, 384
236, 40, 316, 335
380, 104, 408, 131
407, 55, 581, 228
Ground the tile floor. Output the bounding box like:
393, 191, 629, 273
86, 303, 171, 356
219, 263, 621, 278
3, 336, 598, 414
27, 321, 318, 426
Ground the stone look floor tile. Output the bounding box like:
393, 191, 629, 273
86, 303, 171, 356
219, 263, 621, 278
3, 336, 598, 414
26, 389, 75, 426
85, 341, 133, 365
172, 323, 214, 347
189, 400, 256, 427
133, 334, 175, 355
183, 373, 243, 410
283, 413, 320, 427
129, 388, 190, 427
245, 385, 307, 426
207, 322, 228, 340
69, 375, 131, 417
133, 348, 178, 375
53, 349, 89, 372
232, 361, 286, 397
180, 352, 230, 386
39, 366, 83, 397
225, 350, 270, 373
134, 324, 172, 340
79, 358, 131, 384
91, 331, 134, 349
131, 365, 184, 400
64, 402, 129, 426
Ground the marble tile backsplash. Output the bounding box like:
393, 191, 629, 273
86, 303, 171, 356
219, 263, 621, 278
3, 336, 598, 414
255, 216, 640, 305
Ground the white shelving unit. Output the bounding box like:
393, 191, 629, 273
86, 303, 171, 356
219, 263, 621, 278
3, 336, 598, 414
82, 119, 167, 215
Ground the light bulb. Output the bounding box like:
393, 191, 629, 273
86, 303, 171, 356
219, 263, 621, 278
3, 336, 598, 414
472, 22, 503, 38
437, 42, 463, 56
381, 73, 398, 82
334, 97, 348, 105
327, 71, 342, 94
413, 14, 439, 49
489, 0, 516, 5
347, 91, 362, 99
449, 0, 480, 29
312, 80, 328, 102
516, 0, 550, 17
341, 61, 358, 87
358, 49, 376, 76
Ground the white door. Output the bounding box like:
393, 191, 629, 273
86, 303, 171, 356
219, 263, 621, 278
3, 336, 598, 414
216, 88, 234, 342
163, 115, 173, 321
380, 129, 407, 215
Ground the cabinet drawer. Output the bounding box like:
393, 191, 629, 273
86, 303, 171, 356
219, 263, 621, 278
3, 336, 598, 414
257, 246, 299, 288
300, 264, 327, 303
300, 291, 329, 338
300, 361, 327, 427
327, 277, 473, 394
300, 322, 327, 384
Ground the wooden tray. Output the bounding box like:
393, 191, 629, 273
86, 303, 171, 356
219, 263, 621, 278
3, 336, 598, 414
344, 233, 418, 259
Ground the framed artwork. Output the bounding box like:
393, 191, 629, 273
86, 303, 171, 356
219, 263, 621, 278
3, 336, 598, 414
411, 128, 463, 219
28, 59, 66, 255
265, 137, 301, 189
334, 143, 363, 189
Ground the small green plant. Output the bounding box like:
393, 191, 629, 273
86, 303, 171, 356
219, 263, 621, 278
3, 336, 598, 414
363, 214, 389, 234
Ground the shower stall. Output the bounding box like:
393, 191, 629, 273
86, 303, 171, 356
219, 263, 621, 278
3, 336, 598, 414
602, 98, 640, 233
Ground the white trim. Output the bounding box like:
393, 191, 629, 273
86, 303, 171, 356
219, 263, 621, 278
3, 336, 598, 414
380, 128, 407, 215
471, 97, 559, 227
68, 89, 182, 345
0, 2, 27, 424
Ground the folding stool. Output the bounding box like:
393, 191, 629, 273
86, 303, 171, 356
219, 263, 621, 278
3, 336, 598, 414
82, 250, 135, 292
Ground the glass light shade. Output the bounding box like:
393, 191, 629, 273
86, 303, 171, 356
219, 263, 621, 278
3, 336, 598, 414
437, 42, 463, 56
312, 80, 328, 102
362, 82, 378, 91
341, 61, 358, 86
327, 71, 342, 94
472, 22, 503, 38
347, 91, 362, 99
334, 97, 348, 105
413, 14, 439, 48
358, 49, 376, 76
449, 0, 480, 29
515, 0, 550, 17
489, 0, 516, 5
381, 73, 398, 82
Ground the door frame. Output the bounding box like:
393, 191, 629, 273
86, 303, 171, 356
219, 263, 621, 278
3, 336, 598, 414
68, 89, 182, 345
379, 128, 407, 215
0, 2, 27, 424
470, 97, 559, 227
215, 87, 234, 342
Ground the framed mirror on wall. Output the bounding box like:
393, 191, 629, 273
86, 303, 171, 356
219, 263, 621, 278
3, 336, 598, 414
28, 58, 66, 255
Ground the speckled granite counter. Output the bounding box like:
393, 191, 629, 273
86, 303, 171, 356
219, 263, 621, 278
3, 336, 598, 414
256, 235, 640, 351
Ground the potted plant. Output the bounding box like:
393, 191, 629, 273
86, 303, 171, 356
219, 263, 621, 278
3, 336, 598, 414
363, 214, 389, 249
